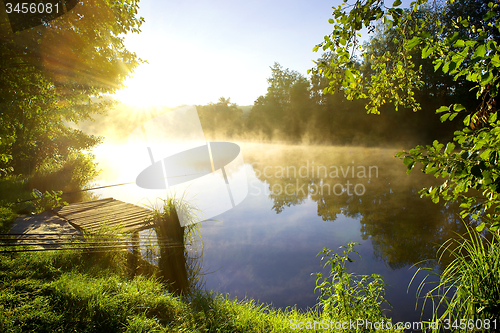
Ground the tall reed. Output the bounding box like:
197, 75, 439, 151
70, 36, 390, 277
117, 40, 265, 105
413, 225, 500, 332
147, 194, 204, 297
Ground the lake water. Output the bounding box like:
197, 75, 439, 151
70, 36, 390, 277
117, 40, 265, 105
91, 142, 464, 323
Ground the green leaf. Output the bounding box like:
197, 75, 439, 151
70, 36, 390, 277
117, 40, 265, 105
422, 46, 433, 59
480, 149, 492, 159
473, 44, 487, 59
440, 113, 451, 122
436, 105, 449, 113
393, 0, 402, 6
395, 151, 406, 158
464, 114, 471, 126
344, 68, 354, 81
489, 112, 498, 123
445, 142, 455, 154
434, 60, 442, 72
446, 32, 460, 45
403, 156, 413, 165
480, 71, 494, 85
453, 104, 466, 112
483, 10, 496, 21
491, 54, 500, 67
442, 61, 450, 73
328, 18, 334, 24
406, 37, 421, 50
476, 222, 486, 232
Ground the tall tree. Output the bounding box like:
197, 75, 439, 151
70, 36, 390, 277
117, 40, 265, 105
197, 97, 244, 139
0, 0, 144, 176
247, 62, 313, 140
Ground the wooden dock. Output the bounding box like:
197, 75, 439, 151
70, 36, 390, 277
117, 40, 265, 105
53, 198, 155, 234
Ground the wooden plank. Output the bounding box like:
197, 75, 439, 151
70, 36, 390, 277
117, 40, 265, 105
55, 198, 156, 234
57, 198, 115, 211
61, 206, 151, 222
73, 213, 153, 230
59, 200, 150, 219
58, 199, 127, 215
67, 209, 153, 223
83, 221, 155, 234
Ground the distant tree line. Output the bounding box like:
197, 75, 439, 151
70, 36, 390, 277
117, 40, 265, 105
197, 4, 480, 146
199, 42, 468, 147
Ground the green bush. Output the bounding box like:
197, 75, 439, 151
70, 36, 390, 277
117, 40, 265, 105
0, 175, 31, 207
29, 151, 99, 204
0, 206, 17, 233
313, 242, 400, 332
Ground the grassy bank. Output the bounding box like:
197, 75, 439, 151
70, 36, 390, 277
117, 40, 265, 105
0, 247, 396, 333
0, 204, 402, 333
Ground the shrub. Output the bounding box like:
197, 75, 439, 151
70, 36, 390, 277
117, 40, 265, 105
313, 242, 399, 332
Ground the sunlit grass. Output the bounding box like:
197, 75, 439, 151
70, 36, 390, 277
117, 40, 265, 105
412, 223, 500, 332
0, 246, 341, 333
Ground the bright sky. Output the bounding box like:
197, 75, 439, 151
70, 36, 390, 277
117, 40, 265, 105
113, 0, 340, 107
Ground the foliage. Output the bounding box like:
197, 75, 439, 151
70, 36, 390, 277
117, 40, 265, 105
247, 62, 313, 140
309, 0, 425, 114
197, 97, 244, 139
413, 225, 500, 331
31, 189, 68, 214
0, 0, 144, 175
29, 151, 100, 203
313, 242, 394, 331
395, 0, 500, 232
149, 194, 202, 245
0, 206, 17, 234
0, 175, 31, 207
312, 0, 500, 229
244, 59, 459, 145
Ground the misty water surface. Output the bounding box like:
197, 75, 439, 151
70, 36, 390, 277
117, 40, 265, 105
90, 142, 464, 323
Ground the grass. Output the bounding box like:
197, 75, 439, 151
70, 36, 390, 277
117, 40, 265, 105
147, 195, 205, 297
0, 248, 335, 333
413, 224, 500, 332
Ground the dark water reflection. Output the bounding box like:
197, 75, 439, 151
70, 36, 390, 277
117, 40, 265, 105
190, 143, 465, 323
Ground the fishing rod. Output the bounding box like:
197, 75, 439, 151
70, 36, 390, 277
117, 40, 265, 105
14, 171, 205, 204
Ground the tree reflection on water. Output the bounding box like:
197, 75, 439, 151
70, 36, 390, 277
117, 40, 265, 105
243, 144, 466, 270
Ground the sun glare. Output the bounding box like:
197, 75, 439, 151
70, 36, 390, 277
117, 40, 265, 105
114, 67, 171, 107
